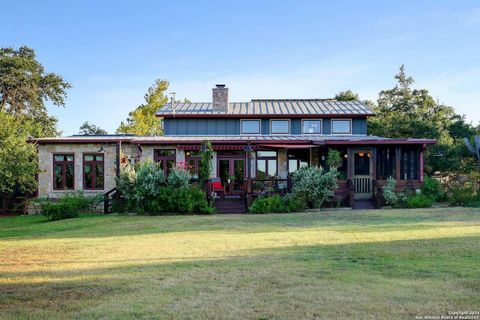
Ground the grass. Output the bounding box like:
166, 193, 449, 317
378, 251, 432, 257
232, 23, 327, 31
0, 208, 479, 319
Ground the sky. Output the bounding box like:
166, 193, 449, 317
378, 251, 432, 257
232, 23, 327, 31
2, 0, 480, 135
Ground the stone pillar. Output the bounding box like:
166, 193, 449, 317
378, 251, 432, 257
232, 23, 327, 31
212, 151, 217, 178
310, 147, 319, 168
277, 148, 288, 179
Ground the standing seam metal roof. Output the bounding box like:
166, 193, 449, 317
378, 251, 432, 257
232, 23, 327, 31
156, 99, 374, 116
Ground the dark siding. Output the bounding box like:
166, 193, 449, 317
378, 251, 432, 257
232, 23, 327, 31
352, 118, 367, 134
291, 119, 301, 134
323, 119, 331, 134
164, 117, 368, 135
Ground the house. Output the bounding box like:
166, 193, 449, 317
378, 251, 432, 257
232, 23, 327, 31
32, 84, 435, 212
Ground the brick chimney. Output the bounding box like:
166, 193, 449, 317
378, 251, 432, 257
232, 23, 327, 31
212, 84, 228, 112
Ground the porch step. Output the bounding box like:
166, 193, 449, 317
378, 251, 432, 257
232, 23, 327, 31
214, 197, 246, 214
353, 199, 375, 210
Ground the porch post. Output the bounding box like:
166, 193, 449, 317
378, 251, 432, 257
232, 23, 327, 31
371, 147, 377, 180
347, 147, 353, 180
419, 144, 425, 183
395, 146, 401, 181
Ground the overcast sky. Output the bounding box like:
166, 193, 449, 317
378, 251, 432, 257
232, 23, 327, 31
2, 0, 480, 135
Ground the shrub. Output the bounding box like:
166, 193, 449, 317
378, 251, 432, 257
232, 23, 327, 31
166, 168, 191, 189
326, 149, 342, 170
39, 192, 102, 221
449, 186, 479, 207
291, 166, 338, 208
135, 161, 165, 200
382, 177, 398, 206
116, 164, 137, 200
403, 193, 434, 208
249, 194, 305, 214
421, 176, 444, 201
145, 186, 214, 215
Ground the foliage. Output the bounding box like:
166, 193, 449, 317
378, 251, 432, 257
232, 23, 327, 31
249, 194, 305, 214
144, 186, 214, 215
0, 46, 70, 136
0, 112, 38, 194
117, 79, 189, 136
448, 187, 480, 207
464, 136, 480, 171
134, 162, 166, 200
402, 193, 434, 208
39, 192, 102, 221
291, 166, 338, 208
335, 90, 359, 101
116, 164, 137, 200
326, 149, 342, 170
199, 141, 213, 185
167, 167, 191, 189
382, 177, 398, 206
421, 176, 444, 202
79, 121, 107, 135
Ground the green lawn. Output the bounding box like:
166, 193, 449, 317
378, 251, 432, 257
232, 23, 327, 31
0, 208, 479, 319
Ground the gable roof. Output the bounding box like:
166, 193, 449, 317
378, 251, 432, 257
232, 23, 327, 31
156, 99, 375, 118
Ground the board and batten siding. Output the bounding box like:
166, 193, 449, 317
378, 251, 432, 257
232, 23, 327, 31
164, 117, 368, 135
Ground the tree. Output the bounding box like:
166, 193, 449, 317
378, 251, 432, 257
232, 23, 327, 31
0, 46, 71, 137
335, 90, 359, 101
79, 121, 108, 135
0, 112, 38, 194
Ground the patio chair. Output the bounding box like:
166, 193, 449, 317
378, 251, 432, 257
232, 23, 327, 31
211, 178, 225, 198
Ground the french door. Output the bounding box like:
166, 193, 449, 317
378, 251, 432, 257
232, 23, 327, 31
218, 157, 245, 196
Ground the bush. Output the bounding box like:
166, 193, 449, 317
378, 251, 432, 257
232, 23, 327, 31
382, 177, 398, 206
421, 176, 444, 201
166, 168, 191, 189
116, 164, 137, 200
144, 186, 214, 215
448, 186, 479, 207
249, 194, 305, 214
291, 166, 338, 208
134, 162, 165, 200
39, 192, 102, 221
403, 193, 434, 208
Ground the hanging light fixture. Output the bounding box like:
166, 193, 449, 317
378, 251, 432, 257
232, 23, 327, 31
359, 152, 365, 157
98, 144, 106, 153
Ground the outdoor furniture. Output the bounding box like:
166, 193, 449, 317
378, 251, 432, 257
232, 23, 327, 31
211, 178, 225, 198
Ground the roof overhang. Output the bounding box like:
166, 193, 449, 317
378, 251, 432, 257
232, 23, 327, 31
157, 113, 373, 119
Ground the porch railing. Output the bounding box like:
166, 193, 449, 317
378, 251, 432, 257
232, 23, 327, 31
247, 178, 292, 196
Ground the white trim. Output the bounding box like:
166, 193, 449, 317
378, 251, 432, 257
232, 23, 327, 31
270, 119, 291, 135
240, 119, 262, 135
331, 118, 352, 135
301, 119, 323, 134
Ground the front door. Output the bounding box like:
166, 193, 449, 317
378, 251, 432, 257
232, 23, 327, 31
218, 158, 245, 196
353, 150, 373, 200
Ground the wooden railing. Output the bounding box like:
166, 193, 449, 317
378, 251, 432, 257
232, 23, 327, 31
103, 187, 118, 214
247, 178, 292, 196
372, 180, 384, 209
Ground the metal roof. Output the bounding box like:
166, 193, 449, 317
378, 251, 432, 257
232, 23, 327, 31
156, 99, 375, 117
32, 135, 435, 146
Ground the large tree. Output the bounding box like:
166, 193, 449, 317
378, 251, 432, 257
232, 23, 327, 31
117, 79, 189, 136
79, 121, 108, 135
0, 46, 71, 137
0, 112, 37, 194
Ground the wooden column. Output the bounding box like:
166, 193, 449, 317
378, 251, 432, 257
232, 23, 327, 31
347, 147, 354, 180
395, 146, 401, 181
371, 147, 377, 180
419, 144, 425, 183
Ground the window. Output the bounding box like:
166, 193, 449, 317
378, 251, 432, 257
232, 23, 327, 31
53, 154, 75, 190
83, 154, 104, 190
241, 119, 261, 134
185, 150, 201, 178
401, 147, 419, 180
270, 120, 290, 134
377, 147, 396, 180
331, 119, 352, 134
154, 149, 176, 175
256, 151, 277, 179
287, 149, 310, 175
302, 120, 322, 134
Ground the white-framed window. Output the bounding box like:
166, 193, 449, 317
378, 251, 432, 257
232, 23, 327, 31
331, 119, 352, 134
240, 119, 261, 134
270, 119, 290, 134
302, 119, 322, 134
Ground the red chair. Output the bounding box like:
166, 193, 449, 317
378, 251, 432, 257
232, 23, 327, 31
211, 178, 225, 198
